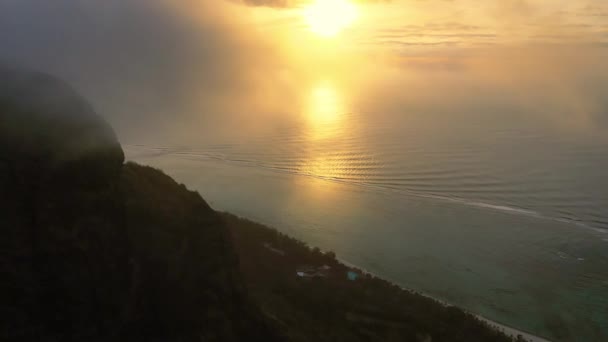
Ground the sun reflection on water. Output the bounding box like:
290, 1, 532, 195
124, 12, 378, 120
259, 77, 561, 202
306, 81, 345, 140
300, 80, 359, 181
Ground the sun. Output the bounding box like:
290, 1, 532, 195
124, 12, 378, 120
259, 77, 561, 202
303, 0, 359, 37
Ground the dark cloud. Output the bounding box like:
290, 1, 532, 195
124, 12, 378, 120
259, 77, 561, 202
237, 0, 297, 7
0, 0, 279, 142
234, 0, 391, 8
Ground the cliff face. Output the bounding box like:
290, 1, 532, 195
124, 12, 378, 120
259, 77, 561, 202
0, 66, 129, 340
0, 67, 280, 341
120, 162, 279, 341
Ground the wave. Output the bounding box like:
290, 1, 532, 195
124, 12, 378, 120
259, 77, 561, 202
124, 144, 608, 236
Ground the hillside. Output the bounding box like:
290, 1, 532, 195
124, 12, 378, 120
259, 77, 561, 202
0, 66, 281, 342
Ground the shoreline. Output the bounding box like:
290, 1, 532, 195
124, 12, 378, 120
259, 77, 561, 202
337, 258, 551, 342
125, 144, 608, 241
475, 316, 551, 342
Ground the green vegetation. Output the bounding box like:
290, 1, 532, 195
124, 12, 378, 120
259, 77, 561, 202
225, 214, 525, 342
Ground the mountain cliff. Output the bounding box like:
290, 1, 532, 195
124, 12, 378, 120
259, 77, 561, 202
0, 66, 281, 341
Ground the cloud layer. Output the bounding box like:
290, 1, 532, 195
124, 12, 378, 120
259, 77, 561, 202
1, 0, 607, 144
0, 0, 286, 142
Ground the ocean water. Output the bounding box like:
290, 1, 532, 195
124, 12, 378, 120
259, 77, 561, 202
124, 82, 608, 341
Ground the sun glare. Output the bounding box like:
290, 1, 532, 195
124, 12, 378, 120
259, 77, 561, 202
303, 0, 359, 37
305, 81, 347, 140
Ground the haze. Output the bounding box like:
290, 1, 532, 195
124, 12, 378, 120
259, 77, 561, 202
2, 2, 608, 340
1, 0, 607, 144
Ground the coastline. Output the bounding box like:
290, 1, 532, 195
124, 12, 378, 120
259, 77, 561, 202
336, 259, 551, 342
226, 211, 522, 341
476, 316, 551, 342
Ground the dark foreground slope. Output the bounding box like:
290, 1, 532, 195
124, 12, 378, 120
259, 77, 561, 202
120, 163, 279, 341
0, 67, 281, 341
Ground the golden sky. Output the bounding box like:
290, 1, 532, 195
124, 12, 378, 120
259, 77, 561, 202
1, 0, 606, 141
240, 1, 608, 48
180, 0, 608, 93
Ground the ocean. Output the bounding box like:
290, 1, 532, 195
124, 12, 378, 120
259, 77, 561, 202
124, 80, 608, 341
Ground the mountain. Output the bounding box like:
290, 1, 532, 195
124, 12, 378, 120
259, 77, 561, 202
0, 66, 281, 342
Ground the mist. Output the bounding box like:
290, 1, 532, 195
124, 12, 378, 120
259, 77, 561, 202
2, 2, 608, 341
1, 0, 607, 147
0, 0, 291, 144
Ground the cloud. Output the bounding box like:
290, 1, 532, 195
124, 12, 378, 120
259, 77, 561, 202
0, 0, 286, 142
1, 0, 607, 145
234, 0, 391, 8
236, 0, 297, 7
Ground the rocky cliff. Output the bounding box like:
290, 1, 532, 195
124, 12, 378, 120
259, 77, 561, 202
0, 66, 281, 342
